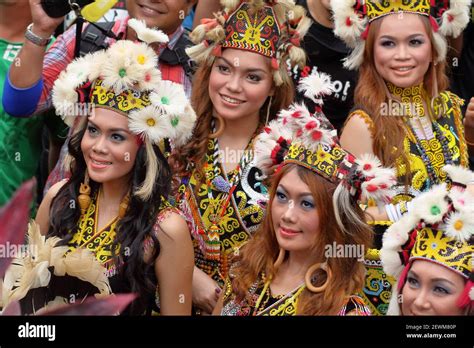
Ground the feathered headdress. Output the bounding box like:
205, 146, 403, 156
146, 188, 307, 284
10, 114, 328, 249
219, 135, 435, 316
51, 19, 197, 200
255, 72, 397, 233
186, 0, 312, 86
331, 0, 471, 69
381, 165, 474, 315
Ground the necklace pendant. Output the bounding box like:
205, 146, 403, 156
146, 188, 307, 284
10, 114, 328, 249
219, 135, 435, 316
205, 224, 221, 261
212, 175, 231, 193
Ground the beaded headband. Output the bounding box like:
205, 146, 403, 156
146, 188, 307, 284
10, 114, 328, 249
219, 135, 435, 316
331, 0, 471, 69
52, 19, 197, 200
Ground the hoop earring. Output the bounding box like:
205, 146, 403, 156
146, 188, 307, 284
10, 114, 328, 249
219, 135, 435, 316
265, 95, 273, 126
305, 261, 332, 293
78, 170, 91, 215
209, 114, 225, 139
273, 248, 285, 269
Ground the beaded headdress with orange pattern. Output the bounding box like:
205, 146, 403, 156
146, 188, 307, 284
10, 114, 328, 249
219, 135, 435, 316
255, 73, 397, 233
52, 19, 197, 200
381, 165, 474, 314
331, 0, 471, 69
186, 0, 312, 86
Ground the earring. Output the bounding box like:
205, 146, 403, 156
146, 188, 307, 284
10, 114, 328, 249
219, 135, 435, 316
305, 261, 332, 293
209, 114, 225, 139
265, 95, 273, 126
273, 247, 286, 269
78, 170, 91, 215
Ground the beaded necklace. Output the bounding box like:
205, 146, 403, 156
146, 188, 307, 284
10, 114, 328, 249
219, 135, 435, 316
203, 122, 261, 263
386, 82, 453, 188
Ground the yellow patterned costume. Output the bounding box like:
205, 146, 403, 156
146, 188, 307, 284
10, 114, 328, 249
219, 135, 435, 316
221, 274, 371, 316
66, 190, 180, 315
176, 136, 267, 286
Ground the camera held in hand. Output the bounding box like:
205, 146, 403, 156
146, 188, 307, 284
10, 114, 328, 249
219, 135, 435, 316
40, 0, 94, 18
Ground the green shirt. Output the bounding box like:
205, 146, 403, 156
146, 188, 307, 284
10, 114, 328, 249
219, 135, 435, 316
0, 38, 68, 206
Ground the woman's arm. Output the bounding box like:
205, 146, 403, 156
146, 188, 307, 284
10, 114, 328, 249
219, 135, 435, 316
35, 179, 67, 235
155, 212, 194, 315
340, 113, 375, 157
464, 97, 474, 153
192, 265, 220, 314
212, 291, 224, 315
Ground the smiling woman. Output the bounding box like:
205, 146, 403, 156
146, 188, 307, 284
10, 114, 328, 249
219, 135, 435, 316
169, 0, 311, 315
213, 97, 396, 316
81, 109, 139, 184
332, 0, 472, 316
3, 24, 197, 316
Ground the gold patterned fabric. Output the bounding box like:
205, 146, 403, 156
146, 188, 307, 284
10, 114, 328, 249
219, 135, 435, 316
221, 274, 371, 316
285, 142, 349, 183
67, 190, 177, 315
350, 90, 467, 202
411, 228, 472, 278
176, 136, 267, 285
90, 79, 152, 117
349, 88, 468, 315
68, 190, 120, 276
366, 0, 431, 22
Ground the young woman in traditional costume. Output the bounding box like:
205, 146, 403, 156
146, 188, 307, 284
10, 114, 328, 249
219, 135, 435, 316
212, 78, 396, 315
381, 165, 474, 315
332, 0, 473, 315
3, 24, 196, 315
170, 0, 311, 314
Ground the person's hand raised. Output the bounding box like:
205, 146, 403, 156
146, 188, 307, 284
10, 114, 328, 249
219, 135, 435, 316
28, 0, 65, 38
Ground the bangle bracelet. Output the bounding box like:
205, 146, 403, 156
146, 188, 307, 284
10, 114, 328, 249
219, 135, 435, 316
466, 138, 474, 146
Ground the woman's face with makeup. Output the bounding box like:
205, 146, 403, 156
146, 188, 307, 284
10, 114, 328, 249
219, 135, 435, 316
81, 108, 140, 184
373, 13, 432, 88
208, 48, 275, 123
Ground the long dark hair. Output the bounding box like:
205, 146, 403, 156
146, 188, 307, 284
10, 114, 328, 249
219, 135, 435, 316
48, 121, 172, 312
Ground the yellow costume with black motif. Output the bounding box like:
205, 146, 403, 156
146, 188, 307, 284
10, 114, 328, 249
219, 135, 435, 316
220, 274, 371, 316
176, 136, 267, 286
67, 190, 178, 315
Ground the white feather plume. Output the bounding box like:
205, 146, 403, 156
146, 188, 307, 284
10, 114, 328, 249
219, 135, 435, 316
128, 18, 169, 44
381, 212, 419, 278
438, 0, 471, 38
331, 0, 367, 48
254, 116, 293, 176
343, 40, 365, 70
356, 154, 396, 200
443, 164, 474, 186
